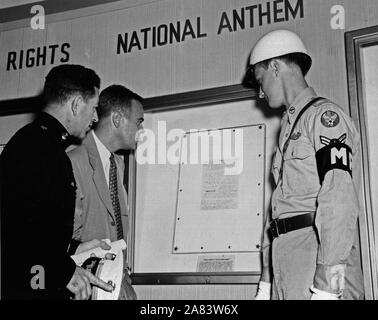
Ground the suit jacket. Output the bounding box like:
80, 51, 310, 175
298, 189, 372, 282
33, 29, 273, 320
67, 131, 130, 245
1, 112, 77, 300
68, 131, 137, 300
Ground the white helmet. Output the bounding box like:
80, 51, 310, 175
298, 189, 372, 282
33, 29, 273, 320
249, 29, 312, 74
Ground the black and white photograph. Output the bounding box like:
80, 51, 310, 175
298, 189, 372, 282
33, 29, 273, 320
1, 0, 378, 308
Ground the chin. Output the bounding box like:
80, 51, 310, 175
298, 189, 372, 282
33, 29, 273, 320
127, 143, 137, 151
268, 101, 281, 109
79, 131, 88, 140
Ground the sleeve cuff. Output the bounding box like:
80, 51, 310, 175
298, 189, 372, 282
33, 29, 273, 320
67, 239, 82, 255
313, 264, 346, 295
310, 285, 340, 300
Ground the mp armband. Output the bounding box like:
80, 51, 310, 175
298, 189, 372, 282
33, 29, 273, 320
316, 140, 352, 184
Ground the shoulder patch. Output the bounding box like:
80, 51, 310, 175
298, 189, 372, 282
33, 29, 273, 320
321, 110, 340, 128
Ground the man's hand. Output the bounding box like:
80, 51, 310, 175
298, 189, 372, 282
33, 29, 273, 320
75, 239, 111, 255
66, 266, 114, 300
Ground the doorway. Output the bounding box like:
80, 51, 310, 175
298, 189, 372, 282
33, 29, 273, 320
346, 25, 378, 300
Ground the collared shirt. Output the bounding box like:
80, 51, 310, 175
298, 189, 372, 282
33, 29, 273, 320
270, 87, 360, 219
271, 87, 319, 219
92, 130, 111, 187
263, 87, 362, 294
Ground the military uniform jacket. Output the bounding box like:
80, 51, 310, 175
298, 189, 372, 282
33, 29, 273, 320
0, 112, 77, 299
261, 87, 364, 297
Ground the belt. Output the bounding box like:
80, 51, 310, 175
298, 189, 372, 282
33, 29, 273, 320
270, 212, 315, 239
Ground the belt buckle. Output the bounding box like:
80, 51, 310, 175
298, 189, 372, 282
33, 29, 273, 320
270, 219, 279, 239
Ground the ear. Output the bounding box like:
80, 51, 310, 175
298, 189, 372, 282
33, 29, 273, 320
70, 95, 83, 117
111, 111, 122, 129
269, 59, 280, 77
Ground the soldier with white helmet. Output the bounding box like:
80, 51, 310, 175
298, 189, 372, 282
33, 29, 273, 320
245, 30, 364, 300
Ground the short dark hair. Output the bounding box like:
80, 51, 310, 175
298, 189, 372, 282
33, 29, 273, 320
97, 85, 143, 119
243, 52, 311, 89
258, 52, 311, 76
44, 64, 100, 105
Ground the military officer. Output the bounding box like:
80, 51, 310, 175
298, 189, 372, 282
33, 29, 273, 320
244, 30, 364, 300
0, 64, 113, 300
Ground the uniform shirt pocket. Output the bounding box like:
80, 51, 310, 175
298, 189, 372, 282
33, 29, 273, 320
282, 138, 319, 194
284, 139, 313, 160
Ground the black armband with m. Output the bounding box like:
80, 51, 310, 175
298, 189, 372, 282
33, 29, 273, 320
316, 135, 352, 184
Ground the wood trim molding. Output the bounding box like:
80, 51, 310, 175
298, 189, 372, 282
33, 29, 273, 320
345, 25, 378, 300
131, 272, 261, 285
0, 84, 257, 116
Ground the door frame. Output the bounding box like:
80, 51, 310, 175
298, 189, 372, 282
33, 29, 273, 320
345, 25, 378, 300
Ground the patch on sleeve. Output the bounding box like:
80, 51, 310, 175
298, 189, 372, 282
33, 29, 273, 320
320, 133, 346, 146
316, 134, 352, 184
321, 110, 340, 128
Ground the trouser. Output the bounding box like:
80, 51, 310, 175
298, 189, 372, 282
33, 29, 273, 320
272, 226, 317, 300
271, 226, 365, 300
119, 252, 137, 300
118, 271, 137, 300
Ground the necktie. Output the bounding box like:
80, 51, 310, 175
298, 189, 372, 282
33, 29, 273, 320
109, 153, 124, 240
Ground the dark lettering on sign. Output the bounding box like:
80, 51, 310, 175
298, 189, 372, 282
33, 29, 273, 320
218, 0, 304, 34
117, 16, 207, 54
116, 0, 304, 54
6, 43, 71, 71
61, 43, 70, 63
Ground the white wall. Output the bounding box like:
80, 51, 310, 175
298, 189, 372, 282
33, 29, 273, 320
2, 0, 378, 299
1, 0, 378, 107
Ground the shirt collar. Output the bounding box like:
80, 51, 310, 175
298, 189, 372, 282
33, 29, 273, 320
287, 87, 317, 124
92, 130, 111, 166
35, 112, 72, 149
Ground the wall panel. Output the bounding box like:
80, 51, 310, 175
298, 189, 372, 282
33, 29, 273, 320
1, 0, 378, 108
1, 0, 378, 300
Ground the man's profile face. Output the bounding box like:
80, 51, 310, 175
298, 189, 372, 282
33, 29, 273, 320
119, 99, 144, 150
254, 62, 283, 109
75, 88, 99, 139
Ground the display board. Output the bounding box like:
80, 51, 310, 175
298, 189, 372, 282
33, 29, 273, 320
131, 87, 281, 283
173, 125, 264, 254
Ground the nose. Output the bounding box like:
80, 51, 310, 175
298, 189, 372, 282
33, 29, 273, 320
135, 128, 144, 143
92, 109, 98, 123
259, 87, 265, 99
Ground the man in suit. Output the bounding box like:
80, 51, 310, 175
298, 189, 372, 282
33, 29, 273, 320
68, 84, 144, 299
0, 64, 113, 300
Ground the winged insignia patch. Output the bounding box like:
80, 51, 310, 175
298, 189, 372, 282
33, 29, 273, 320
321, 110, 340, 128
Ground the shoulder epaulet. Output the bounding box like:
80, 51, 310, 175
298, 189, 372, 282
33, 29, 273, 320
312, 97, 330, 107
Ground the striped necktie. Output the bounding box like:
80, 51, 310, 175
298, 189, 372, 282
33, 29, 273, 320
109, 153, 124, 240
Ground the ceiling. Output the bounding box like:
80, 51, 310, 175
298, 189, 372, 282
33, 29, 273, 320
0, 0, 42, 9
0, 0, 122, 23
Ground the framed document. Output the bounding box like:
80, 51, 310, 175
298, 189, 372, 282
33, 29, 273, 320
173, 125, 264, 255
128, 84, 281, 284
